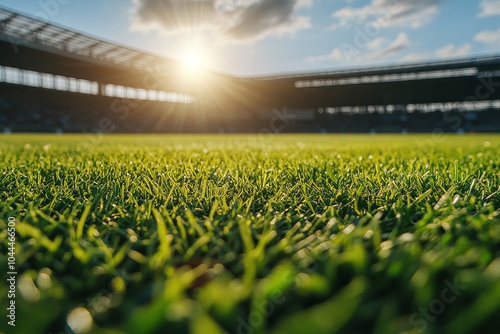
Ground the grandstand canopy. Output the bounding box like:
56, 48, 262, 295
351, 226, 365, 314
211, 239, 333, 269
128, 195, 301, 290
0, 6, 176, 73
1, 5, 500, 134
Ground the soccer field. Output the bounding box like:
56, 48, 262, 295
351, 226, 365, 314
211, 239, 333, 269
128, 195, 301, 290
1, 134, 499, 334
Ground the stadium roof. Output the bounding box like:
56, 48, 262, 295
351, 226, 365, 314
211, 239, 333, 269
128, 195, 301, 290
255, 54, 500, 81
1, 5, 499, 82
0, 6, 174, 73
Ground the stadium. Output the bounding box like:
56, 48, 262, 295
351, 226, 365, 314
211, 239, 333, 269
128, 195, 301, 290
1, 2, 500, 334
2, 6, 500, 134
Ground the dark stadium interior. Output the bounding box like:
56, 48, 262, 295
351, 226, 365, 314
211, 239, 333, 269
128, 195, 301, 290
1, 6, 500, 134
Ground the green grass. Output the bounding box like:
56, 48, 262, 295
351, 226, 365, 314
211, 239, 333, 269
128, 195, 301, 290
0, 134, 499, 334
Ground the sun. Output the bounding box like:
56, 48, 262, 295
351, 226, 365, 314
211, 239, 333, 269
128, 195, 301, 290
176, 42, 212, 82
181, 49, 205, 73
183, 52, 202, 69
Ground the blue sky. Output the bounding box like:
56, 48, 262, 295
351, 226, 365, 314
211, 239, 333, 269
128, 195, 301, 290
1, 0, 500, 76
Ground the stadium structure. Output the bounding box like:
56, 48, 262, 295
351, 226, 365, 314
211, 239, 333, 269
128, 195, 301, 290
1, 6, 500, 134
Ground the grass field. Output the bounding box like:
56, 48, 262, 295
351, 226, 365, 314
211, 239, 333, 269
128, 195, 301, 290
1, 134, 499, 334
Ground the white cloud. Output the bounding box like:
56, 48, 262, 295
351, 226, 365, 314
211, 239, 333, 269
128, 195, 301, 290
330, 6, 372, 30
475, 28, 500, 46
401, 43, 472, 64
330, 0, 445, 30
367, 37, 387, 50
435, 43, 472, 58
368, 32, 410, 59
306, 48, 344, 62
308, 32, 410, 63
401, 52, 430, 62
477, 0, 500, 18
131, 0, 312, 42
389, 32, 410, 48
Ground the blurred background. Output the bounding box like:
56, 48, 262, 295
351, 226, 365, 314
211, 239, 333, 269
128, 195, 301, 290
1, 0, 500, 134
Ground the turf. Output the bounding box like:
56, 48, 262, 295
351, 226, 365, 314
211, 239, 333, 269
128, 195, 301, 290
0, 134, 499, 334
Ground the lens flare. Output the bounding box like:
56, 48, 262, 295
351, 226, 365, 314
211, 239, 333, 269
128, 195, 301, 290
181, 48, 205, 73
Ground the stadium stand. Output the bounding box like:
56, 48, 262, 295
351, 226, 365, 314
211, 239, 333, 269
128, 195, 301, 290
1, 5, 500, 133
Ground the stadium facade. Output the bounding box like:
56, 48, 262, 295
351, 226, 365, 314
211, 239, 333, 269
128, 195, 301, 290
1, 6, 500, 134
